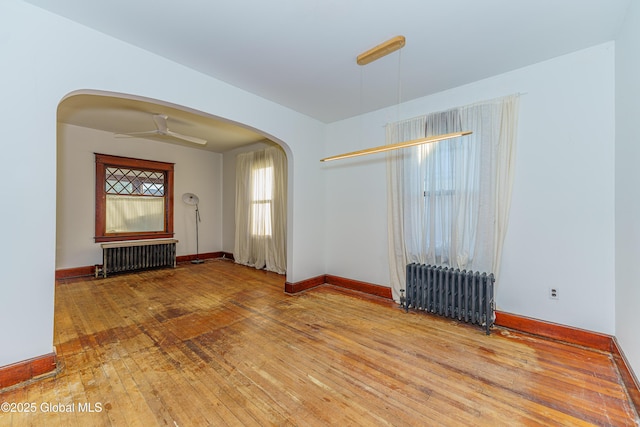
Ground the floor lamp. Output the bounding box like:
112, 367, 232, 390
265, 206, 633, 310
182, 193, 204, 264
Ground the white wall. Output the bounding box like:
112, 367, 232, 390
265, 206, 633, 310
56, 124, 223, 269
322, 119, 391, 285
0, 0, 326, 367
615, 0, 640, 379
325, 42, 616, 334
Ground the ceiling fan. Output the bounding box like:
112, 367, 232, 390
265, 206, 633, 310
115, 114, 207, 145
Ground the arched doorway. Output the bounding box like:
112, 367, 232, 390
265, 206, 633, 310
55, 90, 290, 277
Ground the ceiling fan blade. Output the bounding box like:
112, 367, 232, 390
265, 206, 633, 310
166, 130, 207, 145
114, 130, 161, 138
114, 114, 206, 145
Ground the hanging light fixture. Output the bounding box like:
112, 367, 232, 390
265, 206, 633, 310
321, 36, 472, 162
321, 131, 472, 162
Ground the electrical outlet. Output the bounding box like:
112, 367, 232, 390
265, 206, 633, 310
549, 287, 559, 300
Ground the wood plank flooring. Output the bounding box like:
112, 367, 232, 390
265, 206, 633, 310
1, 259, 638, 426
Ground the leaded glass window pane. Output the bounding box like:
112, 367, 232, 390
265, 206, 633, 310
105, 167, 165, 196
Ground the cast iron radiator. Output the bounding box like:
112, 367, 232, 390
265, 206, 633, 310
403, 263, 495, 335
99, 239, 178, 278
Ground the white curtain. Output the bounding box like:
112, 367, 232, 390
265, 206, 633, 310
234, 146, 287, 274
387, 95, 519, 301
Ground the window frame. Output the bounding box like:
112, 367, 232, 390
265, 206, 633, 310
95, 153, 175, 243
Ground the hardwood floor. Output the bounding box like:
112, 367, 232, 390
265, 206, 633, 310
2, 259, 638, 426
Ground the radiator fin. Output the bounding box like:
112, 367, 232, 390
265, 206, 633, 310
405, 263, 495, 335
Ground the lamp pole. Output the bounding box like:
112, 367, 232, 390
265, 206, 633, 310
192, 203, 204, 264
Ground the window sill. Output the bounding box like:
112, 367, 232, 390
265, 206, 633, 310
94, 232, 174, 243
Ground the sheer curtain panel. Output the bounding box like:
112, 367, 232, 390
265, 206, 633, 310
386, 95, 520, 301
234, 146, 287, 274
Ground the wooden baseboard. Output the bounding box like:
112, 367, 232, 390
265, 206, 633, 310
611, 337, 640, 414
284, 274, 393, 300
284, 275, 326, 294
324, 275, 393, 299
494, 311, 613, 352
176, 251, 227, 263
55, 266, 96, 279
0, 352, 58, 390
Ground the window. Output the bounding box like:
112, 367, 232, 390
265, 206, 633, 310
251, 165, 274, 236
386, 94, 520, 300
95, 153, 174, 242
234, 146, 287, 274
419, 139, 473, 259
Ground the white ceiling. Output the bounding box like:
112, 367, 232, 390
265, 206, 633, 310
28, 0, 630, 150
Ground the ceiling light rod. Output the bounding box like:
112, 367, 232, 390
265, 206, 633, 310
320, 131, 472, 162
357, 35, 406, 66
